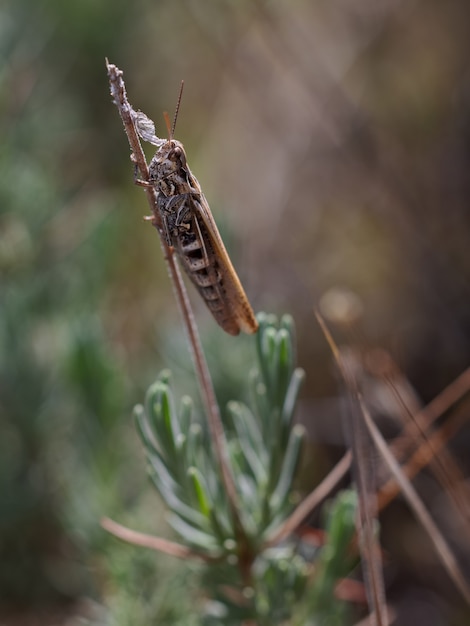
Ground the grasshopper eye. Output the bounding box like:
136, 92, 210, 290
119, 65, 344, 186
171, 146, 186, 168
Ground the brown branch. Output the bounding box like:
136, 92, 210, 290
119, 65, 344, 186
315, 310, 388, 626
357, 395, 470, 606
265, 451, 352, 546
106, 60, 242, 533
380, 368, 470, 523
378, 406, 470, 518
101, 517, 215, 561
391, 366, 470, 449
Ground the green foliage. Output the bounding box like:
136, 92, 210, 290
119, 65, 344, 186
135, 314, 305, 555
134, 314, 358, 624
298, 491, 358, 626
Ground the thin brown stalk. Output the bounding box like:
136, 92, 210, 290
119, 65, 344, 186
101, 517, 214, 561
357, 394, 470, 605
106, 61, 241, 529
378, 405, 470, 517
335, 344, 470, 524
265, 451, 352, 546
389, 367, 470, 458
381, 372, 470, 525
315, 311, 389, 626
317, 313, 470, 606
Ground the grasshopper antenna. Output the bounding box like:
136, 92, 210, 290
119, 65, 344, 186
163, 80, 184, 142
172, 80, 184, 138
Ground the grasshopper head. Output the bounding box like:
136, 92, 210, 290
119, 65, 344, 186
150, 139, 187, 182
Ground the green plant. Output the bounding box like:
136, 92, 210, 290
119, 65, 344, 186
126, 313, 358, 624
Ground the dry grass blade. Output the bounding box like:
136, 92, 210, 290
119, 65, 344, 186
316, 311, 389, 626
341, 360, 388, 626
373, 360, 470, 530
357, 394, 470, 605
381, 369, 470, 526
378, 406, 470, 520
354, 350, 470, 528
393, 367, 470, 441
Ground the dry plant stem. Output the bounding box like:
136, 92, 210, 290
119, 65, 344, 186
342, 365, 387, 626
378, 406, 470, 516
316, 311, 388, 626
382, 373, 470, 524
389, 367, 470, 458
106, 61, 241, 528
265, 451, 352, 546
101, 517, 215, 562
345, 350, 470, 521
357, 394, 470, 605
318, 312, 470, 606
373, 366, 470, 526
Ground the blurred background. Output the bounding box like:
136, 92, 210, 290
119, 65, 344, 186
1, 0, 470, 623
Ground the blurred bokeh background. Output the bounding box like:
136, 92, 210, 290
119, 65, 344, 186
1, 0, 470, 623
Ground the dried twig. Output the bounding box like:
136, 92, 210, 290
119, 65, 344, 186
317, 310, 470, 608
105, 60, 242, 534
357, 395, 470, 605
380, 367, 470, 525
101, 517, 215, 561
378, 406, 470, 517
316, 311, 388, 626
266, 451, 352, 546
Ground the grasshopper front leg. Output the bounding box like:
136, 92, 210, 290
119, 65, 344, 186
131, 160, 170, 241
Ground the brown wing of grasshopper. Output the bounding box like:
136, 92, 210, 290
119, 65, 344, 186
185, 194, 258, 336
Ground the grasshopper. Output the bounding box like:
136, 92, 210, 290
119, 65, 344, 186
135, 85, 258, 336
